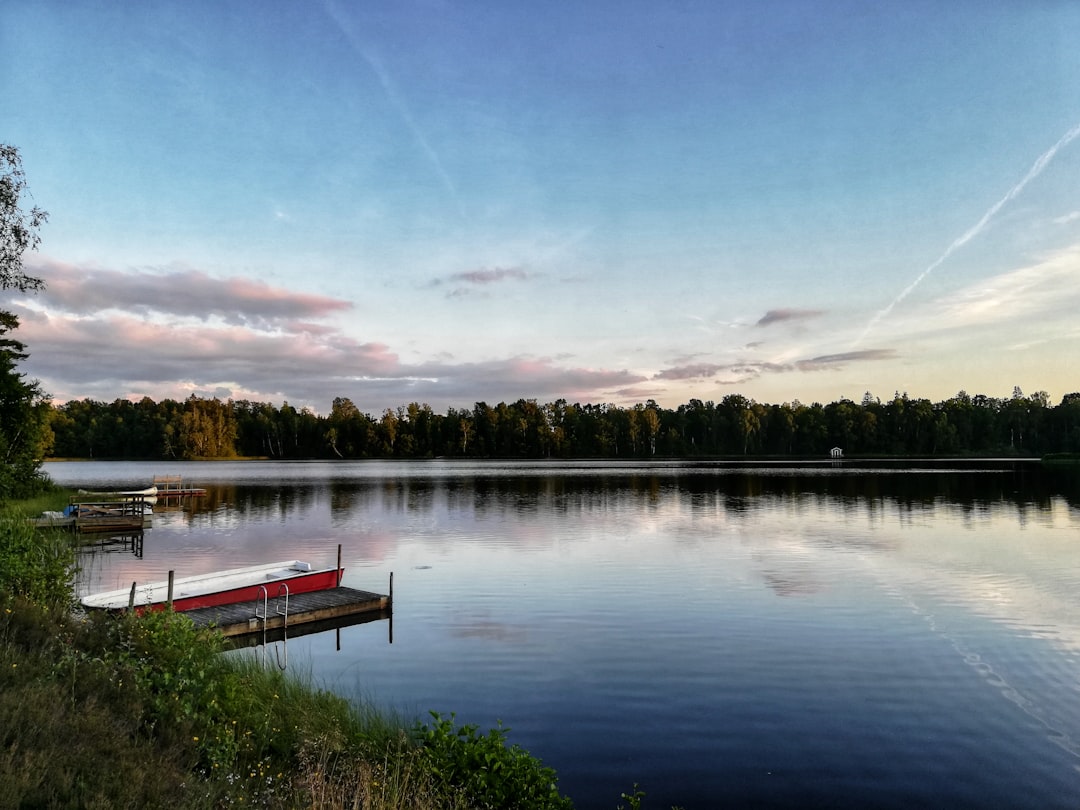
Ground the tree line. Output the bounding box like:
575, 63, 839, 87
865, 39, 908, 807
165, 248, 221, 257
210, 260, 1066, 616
45, 387, 1080, 461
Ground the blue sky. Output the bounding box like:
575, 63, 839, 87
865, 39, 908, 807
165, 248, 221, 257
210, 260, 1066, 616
4, 1, 1080, 413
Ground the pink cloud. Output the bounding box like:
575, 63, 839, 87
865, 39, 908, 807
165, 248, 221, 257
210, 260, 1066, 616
22, 259, 352, 326
12, 300, 645, 413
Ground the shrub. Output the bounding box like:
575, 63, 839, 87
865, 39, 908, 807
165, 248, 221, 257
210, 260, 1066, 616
0, 516, 75, 607
416, 712, 574, 810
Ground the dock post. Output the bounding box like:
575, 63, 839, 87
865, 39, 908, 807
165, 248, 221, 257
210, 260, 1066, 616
128, 582, 137, 612
167, 570, 174, 609
337, 544, 342, 587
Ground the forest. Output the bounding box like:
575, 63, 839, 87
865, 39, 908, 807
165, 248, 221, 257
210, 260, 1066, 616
44, 387, 1080, 461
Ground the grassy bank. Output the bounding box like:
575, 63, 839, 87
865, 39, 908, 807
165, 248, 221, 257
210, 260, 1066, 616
0, 499, 606, 810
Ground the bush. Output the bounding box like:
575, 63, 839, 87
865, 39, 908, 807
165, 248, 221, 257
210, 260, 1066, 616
416, 712, 574, 810
0, 516, 75, 607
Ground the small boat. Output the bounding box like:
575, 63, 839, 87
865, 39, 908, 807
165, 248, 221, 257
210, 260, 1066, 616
80, 560, 343, 612
77, 486, 158, 498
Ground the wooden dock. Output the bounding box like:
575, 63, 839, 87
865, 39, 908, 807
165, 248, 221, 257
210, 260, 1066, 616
30, 496, 151, 533
153, 475, 207, 498
182, 586, 390, 638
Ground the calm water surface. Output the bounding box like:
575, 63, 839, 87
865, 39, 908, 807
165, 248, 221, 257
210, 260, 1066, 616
47, 459, 1080, 809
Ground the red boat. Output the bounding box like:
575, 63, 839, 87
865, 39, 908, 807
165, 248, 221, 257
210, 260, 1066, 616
80, 560, 343, 612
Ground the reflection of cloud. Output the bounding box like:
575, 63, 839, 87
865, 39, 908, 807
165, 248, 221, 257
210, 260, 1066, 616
449, 620, 528, 642
757, 308, 824, 327
760, 569, 822, 597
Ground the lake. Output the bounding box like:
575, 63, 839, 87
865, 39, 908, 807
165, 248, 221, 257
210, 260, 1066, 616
46, 459, 1080, 809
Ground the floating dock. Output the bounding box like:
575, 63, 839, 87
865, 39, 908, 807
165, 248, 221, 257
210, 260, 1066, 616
182, 586, 391, 638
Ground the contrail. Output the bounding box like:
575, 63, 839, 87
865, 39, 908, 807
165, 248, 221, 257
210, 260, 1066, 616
320, 1, 465, 218
855, 120, 1080, 346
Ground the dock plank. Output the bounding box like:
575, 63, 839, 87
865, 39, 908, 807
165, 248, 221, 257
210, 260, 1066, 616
183, 586, 390, 638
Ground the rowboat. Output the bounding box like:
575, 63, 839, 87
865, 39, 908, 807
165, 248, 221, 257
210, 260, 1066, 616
76, 486, 158, 498
80, 560, 343, 612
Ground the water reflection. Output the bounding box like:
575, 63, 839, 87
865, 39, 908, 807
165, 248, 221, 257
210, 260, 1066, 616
78, 530, 144, 557
50, 460, 1080, 809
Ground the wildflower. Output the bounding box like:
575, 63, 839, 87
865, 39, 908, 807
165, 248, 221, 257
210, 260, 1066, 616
193, 736, 199, 742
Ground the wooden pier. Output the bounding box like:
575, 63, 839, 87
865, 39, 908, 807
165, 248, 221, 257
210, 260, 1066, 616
153, 475, 207, 498
183, 586, 391, 638
30, 496, 151, 533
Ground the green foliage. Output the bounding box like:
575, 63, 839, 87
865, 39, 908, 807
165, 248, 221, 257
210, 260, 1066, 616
0, 145, 51, 500
46, 387, 1080, 462
416, 711, 574, 810
618, 784, 647, 810
0, 144, 47, 293
0, 598, 198, 808
0, 517, 75, 607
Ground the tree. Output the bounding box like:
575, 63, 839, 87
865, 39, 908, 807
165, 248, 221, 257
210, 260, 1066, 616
0, 146, 49, 499
0, 313, 51, 496
1, 146, 47, 293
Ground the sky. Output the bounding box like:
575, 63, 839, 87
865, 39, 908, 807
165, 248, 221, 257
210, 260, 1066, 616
4, 1, 1080, 415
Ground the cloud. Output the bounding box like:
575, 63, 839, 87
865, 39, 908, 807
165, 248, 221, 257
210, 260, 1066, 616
8, 263, 645, 412
931, 244, 1080, 329
794, 350, 896, 371
756, 308, 824, 327
448, 267, 530, 285
22, 259, 352, 327
653, 349, 896, 383
857, 119, 1080, 345
653, 363, 726, 381
430, 266, 534, 299
1053, 211, 1080, 225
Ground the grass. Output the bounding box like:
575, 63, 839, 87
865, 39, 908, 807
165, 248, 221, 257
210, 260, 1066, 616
0, 592, 553, 808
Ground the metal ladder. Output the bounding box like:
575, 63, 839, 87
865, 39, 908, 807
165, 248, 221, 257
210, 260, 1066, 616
254, 583, 290, 669
255, 583, 293, 626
